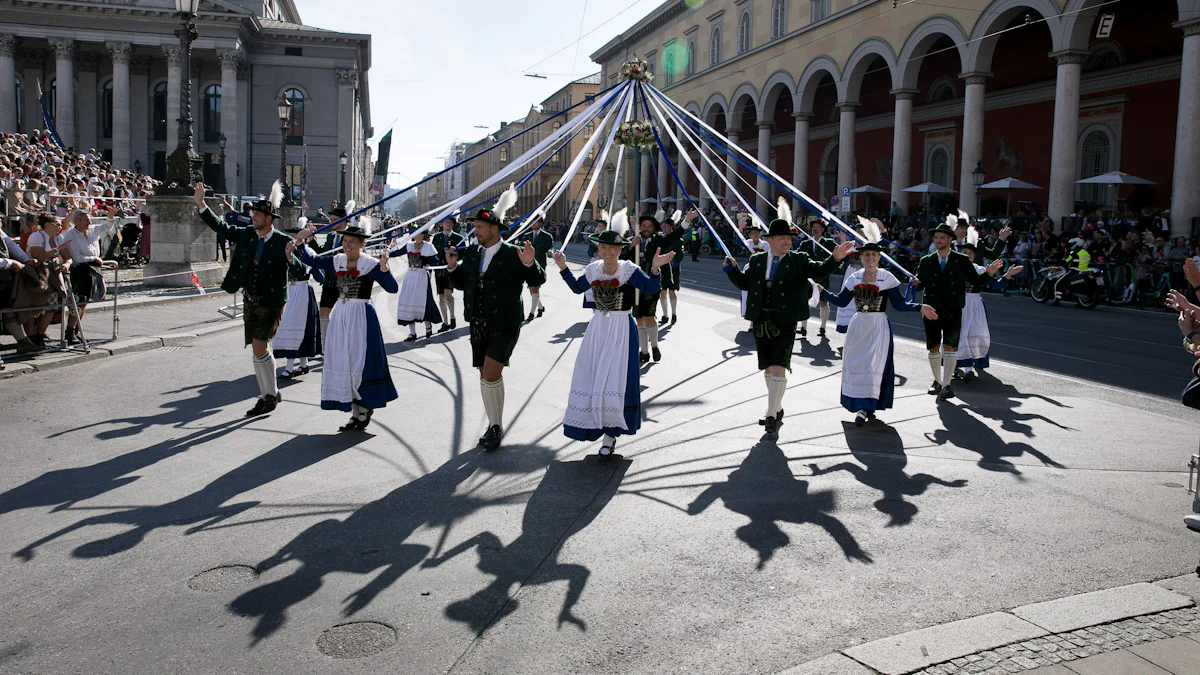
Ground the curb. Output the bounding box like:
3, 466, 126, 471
0, 320, 241, 379
779, 577, 1199, 675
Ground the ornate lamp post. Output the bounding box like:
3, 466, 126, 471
339, 150, 347, 207
159, 0, 201, 194
277, 96, 293, 206
973, 160, 986, 209
218, 133, 227, 194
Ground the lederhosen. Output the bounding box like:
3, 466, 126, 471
753, 258, 797, 371
242, 235, 286, 345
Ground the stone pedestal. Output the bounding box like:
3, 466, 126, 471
142, 195, 226, 288
277, 205, 301, 233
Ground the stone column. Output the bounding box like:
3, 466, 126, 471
0, 35, 16, 133
107, 42, 132, 170
890, 90, 916, 215
76, 53, 98, 153
20, 49, 45, 136
837, 103, 858, 211
336, 68, 356, 201
657, 143, 671, 200
637, 150, 651, 207
958, 72, 989, 215
676, 146, 690, 205
162, 45, 181, 156
131, 56, 151, 174
1048, 51, 1087, 232
218, 50, 240, 195
756, 121, 773, 214
699, 145, 713, 209
724, 130, 740, 208
1172, 21, 1200, 236
792, 112, 810, 213
49, 38, 75, 150
142, 195, 223, 287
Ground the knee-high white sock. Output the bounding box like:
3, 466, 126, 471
800, 318, 809, 332
531, 292, 541, 312
351, 401, 368, 420
638, 324, 648, 353
4, 319, 27, 340
409, 323, 417, 337
425, 321, 432, 332
447, 294, 455, 318
253, 353, 277, 398
285, 357, 295, 370
648, 323, 659, 348
439, 299, 448, 321
928, 352, 943, 384
298, 356, 308, 368
819, 305, 829, 329
942, 351, 957, 387
766, 373, 787, 417
481, 377, 505, 427
659, 294, 670, 315
669, 293, 677, 317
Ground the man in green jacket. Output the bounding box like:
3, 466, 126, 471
193, 181, 292, 416
432, 216, 465, 332
796, 219, 839, 337
725, 217, 853, 435
445, 189, 545, 451
517, 215, 555, 322
913, 221, 1003, 400
623, 210, 691, 363
657, 211, 689, 326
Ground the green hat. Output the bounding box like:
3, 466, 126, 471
931, 222, 955, 235
589, 229, 631, 246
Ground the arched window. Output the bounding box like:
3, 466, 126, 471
664, 51, 675, 85
926, 77, 957, 104
686, 40, 697, 76
152, 81, 167, 141
737, 13, 751, 54
929, 146, 950, 188
284, 87, 304, 142
811, 0, 830, 23
710, 27, 722, 66
771, 0, 787, 39
1079, 130, 1112, 205
1084, 40, 1126, 73
100, 80, 113, 139
203, 84, 221, 142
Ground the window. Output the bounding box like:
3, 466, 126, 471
737, 13, 751, 54
284, 47, 303, 57
152, 82, 167, 141
811, 0, 830, 23
771, 0, 787, 39
14, 76, 21, 134
284, 87, 304, 143
499, 145, 508, 162
686, 40, 697, 76
664, 51, 675, 85
100, 80, 113, 139
1079, 131, 1111, 205
203, 84, 221, 142
929, 147, 950, 188
49, 78, 55, 124
927, 78, 957, 104
710, 27, 722, 65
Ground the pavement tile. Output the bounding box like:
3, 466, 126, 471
1022, 666, 1075, 674
776, 653, 877, 675
153, 332, 199, 346
104, 336, 164, 355
1012, 584, 1194, 634
843, 613, 1049, 675
0, 362, 35, 378
1058, 649, 1173, 674
1128, 635, 1200, 674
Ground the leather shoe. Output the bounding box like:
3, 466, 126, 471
246, 395, 277, 417
658, 315, 669, 326
670, 315, 677, 325
759, 415, 779, 435
939, 385, 956, 401
927, 381, 941, 395
15, 338, 38, 354
639, 352, 650, 365
339, 416, 365, 432
526, 312, 535, 322
537, 307, 544, 317
438, 323, 451, 333
481, 424, 503, 451
651, 347, 661, 362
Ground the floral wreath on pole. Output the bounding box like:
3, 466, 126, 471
621, 55, 653, 82
615, 120, 657, 149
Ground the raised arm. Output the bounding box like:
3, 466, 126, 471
627, 266, 661, 295
821, 285, 854, 308
886, 285, 924, 312
558, 267, 592, 294
724, 256, 749, 291
193, 182, 242, 240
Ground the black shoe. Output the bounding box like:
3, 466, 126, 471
245, 395, 277, 417
963, 369, 977, 382
481, 424, 503, 451
527, 312, 535, 322
953, 368, 964, 380
670, 315, 677, 325
659, 315, 669, 326
339, 417, 365, 432
652, 347, 661, 362
639, 352, 650, 365
280, 368, 296, 380
598, 439, 616, 462
927, 381, 941, 395
818, 327, 826, 337
438, 323, 451, 333
425, 327, 433, 339
449, 319, 457, 330
404, 334, 417, 342
760, 415, 779, 435
294, 365, 310, 377
537, 307, 544, 318
939, 385, 956, 401
799, 327, 807, 337
359, 409, 374, 429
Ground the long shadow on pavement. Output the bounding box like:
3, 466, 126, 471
951, 376, 1074, 438
927, 402, 1066, 478
686, 439, 872, 568
808, 421, 968, 527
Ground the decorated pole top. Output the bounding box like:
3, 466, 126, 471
621, 55, 653, 82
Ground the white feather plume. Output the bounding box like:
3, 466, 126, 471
654, 204, 665, 223
857, 215, 882, 244
775, 196, 792, 224
945, 214, 958, 229
296, 216, 308, 229
599, 208, 608, 223
344, 199, 357, 214
956, 208, 971, 226
609, 208, 629, 238
671, 208, 683, 224
492, 183, 517, 223
268, 180, 283, 211
966, 225, 979, 248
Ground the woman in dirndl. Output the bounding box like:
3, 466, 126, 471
821, 221, 938, 426
290, 225, 399, 432
552, 210, 675, 460
275, 219, 322, 379
956, 227, 1022, 381
395, 229, 442, 342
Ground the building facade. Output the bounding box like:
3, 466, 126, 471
591, 0, 1200, 234
0, 0, 373, 210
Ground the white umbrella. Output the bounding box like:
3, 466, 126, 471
980, 177, 1042, 216
902, 182, 957, 194
1075, 171, 1157, 218
850, 185, 890, 194
638, 197, 659, 203
659, 196, 678, 202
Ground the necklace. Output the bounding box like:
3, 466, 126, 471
602, 262, 618, 276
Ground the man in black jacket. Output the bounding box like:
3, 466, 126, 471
194, 181, 293, 416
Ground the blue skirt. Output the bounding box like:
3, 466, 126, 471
840, 330, 896, 413
564, 317, 641, 441
321, 304, 397, 412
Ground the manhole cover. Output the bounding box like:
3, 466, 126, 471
316, 621, 397, 659
187, 564, 259, 592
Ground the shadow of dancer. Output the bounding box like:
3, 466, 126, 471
547, 321, 588, 344
687, 440, 872, 568
796, 335, 838, 369
808, 422, 968, 527
926, 403, 1065, 478
423, 457, 631, 633
12, 432, 360, 561
954, 380, 1074, 437
228, 445, 556, 643
720, 327, 756, 360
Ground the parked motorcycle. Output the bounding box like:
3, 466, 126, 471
1029, 265, 1105, 309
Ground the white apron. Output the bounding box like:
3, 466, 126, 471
564, 260, 637, 433
321, 255, 379, 405
396, 241, 436, 322
273, 280, 312, 351
840, 269, 900, 402
958, 264, 991, 363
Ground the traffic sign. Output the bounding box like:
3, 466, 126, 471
841, 201, 850, 212
842, 186, 850, 197
830, 196, 840, 208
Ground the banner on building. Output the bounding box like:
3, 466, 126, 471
373, 130, 392, 186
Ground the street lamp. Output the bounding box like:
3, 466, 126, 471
133, 159, 141, 174
277, 96, 293, 206
972, 160, 986, 208
339, 150, 347, 207
158, 0, 202, 195
218, 133, 227, 194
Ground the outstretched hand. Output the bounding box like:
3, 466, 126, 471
553, 250, 567, 270
378, 249, 389, 272
192, 181, 207, 209
998, 226, 1012, 242
920, 305, 938, 321
652, 250, 675, 270
1004, 265, 1025, 279
986, 259, 1005, 276
831, 241, 856, 261
518, 240, 536, 266
1185, 257, 1200, 288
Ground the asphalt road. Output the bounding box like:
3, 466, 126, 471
0, 248, 1197, 674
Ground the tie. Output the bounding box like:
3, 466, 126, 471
939, 256, 947, 270
770, 256, 780, 279
255, 237, 265, 261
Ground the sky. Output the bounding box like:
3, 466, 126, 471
300, 0, 666, 190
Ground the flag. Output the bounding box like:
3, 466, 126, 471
36, 80, 64, 149
190, 272, 206, 295
373, 130, 392, 185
